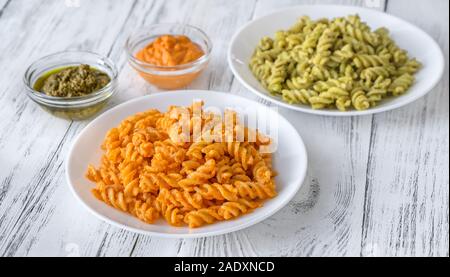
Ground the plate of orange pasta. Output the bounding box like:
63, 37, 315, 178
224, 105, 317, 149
66, 90, 307, 238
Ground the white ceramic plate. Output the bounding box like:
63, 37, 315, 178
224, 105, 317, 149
228, 5, 445, 116
66, 90, 308, 238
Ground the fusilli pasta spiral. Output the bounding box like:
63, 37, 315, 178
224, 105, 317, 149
249, 14, 421, 111
86, 103, 276, 228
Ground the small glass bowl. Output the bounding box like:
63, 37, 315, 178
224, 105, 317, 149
24, 51, 118, 121
126, 23, 212, 90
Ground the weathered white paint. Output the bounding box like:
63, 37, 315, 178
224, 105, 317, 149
0, 0, 447, 257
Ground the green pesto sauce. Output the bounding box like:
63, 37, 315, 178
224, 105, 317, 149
34, 65, 111, 98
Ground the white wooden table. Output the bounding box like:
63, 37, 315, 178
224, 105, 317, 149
0, 0, 448, 257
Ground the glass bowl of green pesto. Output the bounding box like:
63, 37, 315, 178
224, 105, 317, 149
24, 51, 118, 120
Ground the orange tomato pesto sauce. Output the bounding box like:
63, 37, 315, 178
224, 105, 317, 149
135, 35, 206, 89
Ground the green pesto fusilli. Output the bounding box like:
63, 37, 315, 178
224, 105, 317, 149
249, 15, 421, 111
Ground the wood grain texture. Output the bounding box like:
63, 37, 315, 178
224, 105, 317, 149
0, 0, 447, 257
360, 0, 449, 257
223, 0, 382, 257
0, 0, 139, 257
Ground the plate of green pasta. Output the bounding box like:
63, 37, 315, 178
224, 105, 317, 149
228, 5, 445, 116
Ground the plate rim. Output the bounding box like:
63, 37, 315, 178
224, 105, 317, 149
65, 90, 308, 238
228, 4, 445, 117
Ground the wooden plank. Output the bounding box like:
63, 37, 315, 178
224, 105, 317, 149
2, 0, 381, 257
178, 0, 385, 257
0, 0, 139, 257
361, 0, 449, 257
26, 0, 377, 257
4, 0, 260, 257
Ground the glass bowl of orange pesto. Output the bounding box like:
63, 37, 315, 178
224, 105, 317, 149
126, 23, 212, 89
